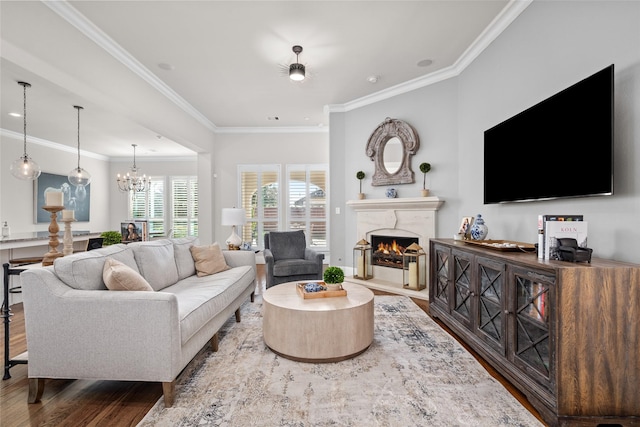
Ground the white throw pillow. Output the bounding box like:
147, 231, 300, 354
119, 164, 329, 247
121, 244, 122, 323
103, 258, 153, 291
190, 243, 231, 277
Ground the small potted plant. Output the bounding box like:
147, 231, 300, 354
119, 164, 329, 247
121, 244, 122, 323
419, 162, 432, 196
323, 266, 345, 291
356, 171, 365, 199
100, 230, 122, 246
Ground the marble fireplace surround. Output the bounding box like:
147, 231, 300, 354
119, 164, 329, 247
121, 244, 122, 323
345, 197, 444, 299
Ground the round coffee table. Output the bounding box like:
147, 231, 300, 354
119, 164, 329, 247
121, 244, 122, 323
262, 281, 374, 363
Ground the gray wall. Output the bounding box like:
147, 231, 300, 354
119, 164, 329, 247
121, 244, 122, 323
331, 0, 640, 265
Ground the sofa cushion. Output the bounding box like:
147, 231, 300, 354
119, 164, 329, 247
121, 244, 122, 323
54, 244, 137, 290
190, 243, 230, 277
131, 240, 179, 291
172, 236, 199, 280
273, 259, 321, 277
268, 230, 306, 261
166, 265, 255, 345
103, 258, 153, 291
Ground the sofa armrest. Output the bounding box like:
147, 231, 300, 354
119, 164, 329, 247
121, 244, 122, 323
223, 250, 257, 289
21, 268, 182, 382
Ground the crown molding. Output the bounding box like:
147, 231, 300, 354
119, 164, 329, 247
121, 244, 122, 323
44, 0, 532, 129
43, 0, 217, 133
214, 126, 328, 135
325, 0, 533, 115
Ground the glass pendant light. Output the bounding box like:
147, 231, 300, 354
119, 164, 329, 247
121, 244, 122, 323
68, 105, 91, 187
10, 81, 41, 180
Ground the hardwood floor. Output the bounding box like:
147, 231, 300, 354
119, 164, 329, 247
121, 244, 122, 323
1, 266, 545, 426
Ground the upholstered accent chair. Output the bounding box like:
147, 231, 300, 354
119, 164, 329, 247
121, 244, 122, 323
264, 230, 324, 288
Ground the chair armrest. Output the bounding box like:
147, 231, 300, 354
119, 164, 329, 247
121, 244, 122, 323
263, 248, 275, 288
304, 248, 324, 263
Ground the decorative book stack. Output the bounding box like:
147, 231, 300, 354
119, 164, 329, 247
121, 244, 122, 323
537, 214, 587, 260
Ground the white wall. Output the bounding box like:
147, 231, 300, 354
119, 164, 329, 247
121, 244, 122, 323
1, 135, 111, 261
456, 0, 640, 263
331, 0, 640, 265
213, 131, 329, 248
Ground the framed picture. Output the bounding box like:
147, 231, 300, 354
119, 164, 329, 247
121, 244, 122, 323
121, 221, 148, 243
458, 216, 474, 237
34, 172, 91, 223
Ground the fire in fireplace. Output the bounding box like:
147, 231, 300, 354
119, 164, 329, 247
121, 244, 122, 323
371, 235, 419, 269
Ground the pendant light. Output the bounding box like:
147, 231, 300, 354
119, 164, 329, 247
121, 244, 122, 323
68, 105, 92, 187
289, 45, 305, 81
10, 81, 41, 180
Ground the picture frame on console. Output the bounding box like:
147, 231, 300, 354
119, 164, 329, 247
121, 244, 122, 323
34, 172, 91, 223
120, 221, 148, 242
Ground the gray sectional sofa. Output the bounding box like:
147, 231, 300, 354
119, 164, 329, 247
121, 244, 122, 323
20, 237, 256, 407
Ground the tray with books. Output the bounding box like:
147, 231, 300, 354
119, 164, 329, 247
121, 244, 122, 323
296, 282, 348, 299
463, 239, 536, 252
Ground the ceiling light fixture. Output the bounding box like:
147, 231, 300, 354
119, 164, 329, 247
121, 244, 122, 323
116, 143, 150, 194
289, 45, 305, 81
68, 105, 92, 188
10, 81, 41, 181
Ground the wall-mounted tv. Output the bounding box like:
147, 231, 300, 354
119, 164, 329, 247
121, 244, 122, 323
484, 64, 614, 204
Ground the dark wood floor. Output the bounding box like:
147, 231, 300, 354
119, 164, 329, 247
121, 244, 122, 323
1, 266, 545, 426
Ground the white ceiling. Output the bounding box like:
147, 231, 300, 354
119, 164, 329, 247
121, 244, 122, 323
0, 0, 523, 159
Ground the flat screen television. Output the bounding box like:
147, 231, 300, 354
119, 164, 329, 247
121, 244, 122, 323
484, 64, 614, 204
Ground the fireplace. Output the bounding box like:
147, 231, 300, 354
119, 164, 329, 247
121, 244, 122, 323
345, 196, 444, 296
371, 235, 419, 269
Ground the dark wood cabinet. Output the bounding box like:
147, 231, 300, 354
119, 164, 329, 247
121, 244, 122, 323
429, 239, 640, 427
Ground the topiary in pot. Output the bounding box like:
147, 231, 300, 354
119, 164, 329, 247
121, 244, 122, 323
100, 230, 122, 246
419, 162, 432, 196
323, 266, 345, 291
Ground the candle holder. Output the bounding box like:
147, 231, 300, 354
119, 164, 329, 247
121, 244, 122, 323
402, 242, 426, 291
42, 206, 64, 266
353, 239, 372, 280
62, 218, 76, 256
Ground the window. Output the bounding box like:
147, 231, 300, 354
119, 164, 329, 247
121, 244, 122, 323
286, 165, 328, 249
238, 165, 280, 248
238, 164, 328, 250
129, 176, 197, 238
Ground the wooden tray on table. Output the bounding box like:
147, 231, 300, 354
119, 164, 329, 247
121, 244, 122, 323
296, 282, 348, 299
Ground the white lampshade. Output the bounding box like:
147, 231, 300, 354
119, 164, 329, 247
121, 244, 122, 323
221, 208, 246, 249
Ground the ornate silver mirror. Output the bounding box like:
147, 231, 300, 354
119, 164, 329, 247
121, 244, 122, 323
366, 117, 420, 186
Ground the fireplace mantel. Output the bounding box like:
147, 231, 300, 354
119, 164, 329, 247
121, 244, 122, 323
346, 196, 444, 211
345, 196, 444, 300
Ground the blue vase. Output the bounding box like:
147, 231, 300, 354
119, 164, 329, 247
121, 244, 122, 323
470, 214, 489, 240
386, 188, 397, 198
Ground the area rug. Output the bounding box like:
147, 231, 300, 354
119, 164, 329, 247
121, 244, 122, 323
137, 296, 543, 427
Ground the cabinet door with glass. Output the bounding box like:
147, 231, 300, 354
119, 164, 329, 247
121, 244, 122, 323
430, 243, 451, 314
508, 266, 555, 392
475, 256, 506, 356
451, 249, 474, 329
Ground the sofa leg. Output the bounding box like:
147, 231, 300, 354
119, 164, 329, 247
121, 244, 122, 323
235, 308, 241, 323
211, 332, 219, 352
28, 378, 45, 403
251, 291, 255, 303
162, 381, 175, 408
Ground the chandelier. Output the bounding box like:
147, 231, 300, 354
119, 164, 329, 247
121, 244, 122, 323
116, 144, 150, 193
10, 81, 41, 180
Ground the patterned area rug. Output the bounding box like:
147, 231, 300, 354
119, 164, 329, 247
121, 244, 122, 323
138, 296, 543, 426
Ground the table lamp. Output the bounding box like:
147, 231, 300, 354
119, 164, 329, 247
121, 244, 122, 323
221, 208, 246, 250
